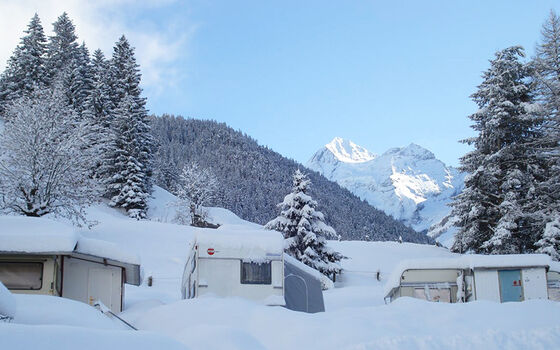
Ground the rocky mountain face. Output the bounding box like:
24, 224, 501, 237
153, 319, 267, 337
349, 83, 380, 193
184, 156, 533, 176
307, 138, 465, 244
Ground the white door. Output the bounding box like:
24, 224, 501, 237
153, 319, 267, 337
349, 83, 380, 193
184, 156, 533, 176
88, 268, 114, 310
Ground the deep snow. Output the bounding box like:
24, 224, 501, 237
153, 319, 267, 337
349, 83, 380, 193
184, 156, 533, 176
2, 186, 559, 349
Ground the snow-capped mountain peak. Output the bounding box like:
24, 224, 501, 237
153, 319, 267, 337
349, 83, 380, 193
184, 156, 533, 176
307, 140, 465, 245
325, 137, 376, 163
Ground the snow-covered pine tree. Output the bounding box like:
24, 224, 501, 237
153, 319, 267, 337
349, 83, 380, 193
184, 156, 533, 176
0, 13, 48, 114
532, 10, 560, 259
451, 46, 544, 254
65, 43, 93, 115
265, 169, 343, 278
45, 12, 79, 83
105, 36, 154, 219
536, 217, 560, 261
83, 49, 114, 181
173, 162, 218, 226
0, 81, 100, 225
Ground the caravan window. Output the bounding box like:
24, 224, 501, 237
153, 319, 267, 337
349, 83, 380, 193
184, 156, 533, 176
241, 262, 271, 285
0, 262, 43, 290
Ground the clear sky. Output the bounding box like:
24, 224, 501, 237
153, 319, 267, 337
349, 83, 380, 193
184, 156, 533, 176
1, 1, 560, 166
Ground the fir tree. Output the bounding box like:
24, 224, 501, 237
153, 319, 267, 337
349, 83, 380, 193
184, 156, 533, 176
451, 46, 543, 254
265, 170, 343, 278
65, 43, 93, 115
0, 13, 48, 113
536, 217, 560, 261
105, 36, 154, 219
46, 12, 79, 82
532, 10, 560, 259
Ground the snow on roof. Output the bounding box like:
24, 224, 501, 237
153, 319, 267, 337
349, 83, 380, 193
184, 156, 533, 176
0, 216, 78, 253
284, 253, 334, 290
76, 237, 141, 265
0, 215, 140, 266
384, 254, 552, 296
196, 225, 284, 259
549, 261, 560, 273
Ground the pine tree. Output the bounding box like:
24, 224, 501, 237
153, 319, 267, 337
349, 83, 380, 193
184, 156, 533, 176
0, 13, 48, 113
46, 12, 79, 82
451, 46, 543, 254
65, 43, 92, 115
532, 10, 560, 259
536, 217, 560, 261
105, 36, 154, 219
265, 170, 343, 278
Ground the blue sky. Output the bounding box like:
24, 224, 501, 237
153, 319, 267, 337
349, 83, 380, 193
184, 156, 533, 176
2, 1, 560, 166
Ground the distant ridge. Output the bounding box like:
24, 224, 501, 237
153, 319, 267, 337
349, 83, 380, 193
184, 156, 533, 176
150, 115, 432, 244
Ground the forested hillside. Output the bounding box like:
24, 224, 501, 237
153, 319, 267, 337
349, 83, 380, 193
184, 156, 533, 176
150, 115, 432, 243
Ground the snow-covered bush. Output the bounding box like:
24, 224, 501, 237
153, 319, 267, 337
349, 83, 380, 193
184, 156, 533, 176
0, 84, 100, 225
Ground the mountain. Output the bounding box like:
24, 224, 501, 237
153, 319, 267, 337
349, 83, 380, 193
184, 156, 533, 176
307, 138, 465, 241
149, 115, 432, 243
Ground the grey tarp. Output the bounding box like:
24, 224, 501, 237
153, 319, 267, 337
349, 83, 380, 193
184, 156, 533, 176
284, 257, 325, 313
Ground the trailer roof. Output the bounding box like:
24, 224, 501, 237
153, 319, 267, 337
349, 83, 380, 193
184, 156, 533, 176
384, 254, 552, 296
196, 225, 284, 260
0, 216, 141, 273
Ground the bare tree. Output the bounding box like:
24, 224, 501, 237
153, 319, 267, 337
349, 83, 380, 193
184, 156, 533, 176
173, 162, 218, 227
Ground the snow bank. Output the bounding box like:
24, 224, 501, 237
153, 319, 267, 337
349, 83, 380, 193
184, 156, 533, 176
384, 254, 553, 295
0, 323, 189, 350
130, 294, 560, 350
0, 282, 15, 319
196, 225, 283, 259
0, 215, 77, 253
13, 294, 127, 330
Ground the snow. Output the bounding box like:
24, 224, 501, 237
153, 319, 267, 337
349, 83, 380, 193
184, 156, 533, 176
2, 187, 560, 349
76, 237, 141, 265
196, 225, 284, 259
324, 137, 376, 163
307, 139, 465, 244
0, 282, 16, 319
384, 254, 553, 295
0, 215, 78, 253
284, 253, 334, 290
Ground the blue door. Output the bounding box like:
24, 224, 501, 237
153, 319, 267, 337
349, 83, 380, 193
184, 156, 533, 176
498, 269, 523, 302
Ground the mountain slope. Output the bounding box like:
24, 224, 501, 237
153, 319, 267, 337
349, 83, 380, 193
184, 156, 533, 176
307, 138, 465, 237
149, 115, 431, 243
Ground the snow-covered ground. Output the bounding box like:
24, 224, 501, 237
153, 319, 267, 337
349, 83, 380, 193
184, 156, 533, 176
2, 187, 560, 349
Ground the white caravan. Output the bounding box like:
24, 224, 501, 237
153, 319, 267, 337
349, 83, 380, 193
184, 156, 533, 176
384, 254, 552, 303
181, 225, 285, 305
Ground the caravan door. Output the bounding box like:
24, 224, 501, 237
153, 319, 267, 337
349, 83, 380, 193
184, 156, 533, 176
499, 269, 523, 302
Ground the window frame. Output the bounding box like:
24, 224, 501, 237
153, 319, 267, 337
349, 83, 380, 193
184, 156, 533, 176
0, 261, 44, 290
240, 261, 272, 285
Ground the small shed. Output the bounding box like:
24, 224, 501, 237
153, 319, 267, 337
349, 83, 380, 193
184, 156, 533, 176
385, 254, 552, 304
0, 216, 141, 313
181, 225, 285, 305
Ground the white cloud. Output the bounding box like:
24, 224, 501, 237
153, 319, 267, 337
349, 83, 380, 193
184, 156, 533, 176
0, 0, 192, 91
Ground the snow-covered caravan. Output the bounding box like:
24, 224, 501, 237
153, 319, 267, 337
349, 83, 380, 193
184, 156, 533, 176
0, 216, 141, 313
181, 226, 285, 305
385, 254, 551, 304
548, 262, 560, 301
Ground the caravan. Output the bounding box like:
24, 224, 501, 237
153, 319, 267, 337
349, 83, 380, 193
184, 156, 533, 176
181, 225, 327, 313
181, 226, 285, 305
384, 254, 551, 304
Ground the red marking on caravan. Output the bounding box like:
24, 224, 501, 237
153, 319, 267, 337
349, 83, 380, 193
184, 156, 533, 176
207, 248, 215, 255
